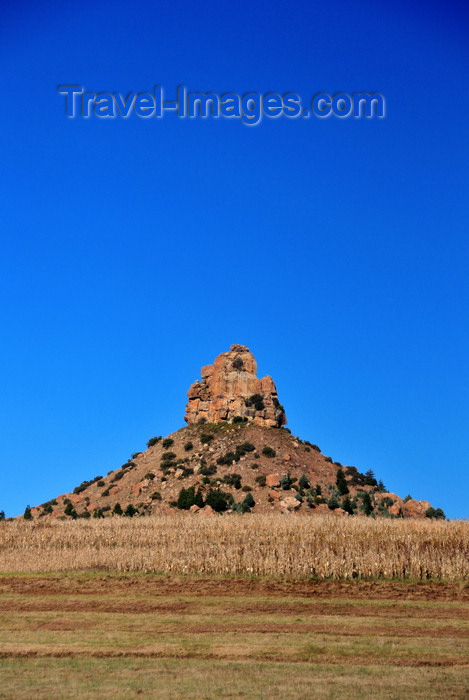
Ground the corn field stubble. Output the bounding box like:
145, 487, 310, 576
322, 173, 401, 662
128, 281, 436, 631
1, 514, 468, 579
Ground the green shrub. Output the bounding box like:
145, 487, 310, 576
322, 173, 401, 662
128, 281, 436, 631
93, 509, 105, 518
178, 467, 194, 478
327, 494, 340, 510
200, 433, 214, 444
426, 507, 446, 520
251, 463, 259, 470
336, 467, 349, 495
309, 444, 320, 452
243, 492, 255, 508
145, 472, 155, 480
237, 442, 255, 453
232, 416, 248, 423
111, 471, 124, 483
162, 451, 176, 461
40, 499, 57, 508
245, 394, 265, 411
233, 491, 256, 513
73, 476, 103, 494
298, 474, 310, 489
162, 438, 174, 449
361, 492, 373, 516
342, 496, 354, 515
23, 505, 32, 521
262, 446, 276, 458
177, 486, 204, 510
363, 469, 377, 486
223, 473, 242, 489
0, 511, 4, 521
200, 464, 217, 476
217, 452, 236, 465
124, 504, 138, 517
404, 494, 412, 502
242, 485, 252, 492
324, 456, 332, 463
64, 503, 78, 519
184, 441, 194, 451
205, 489, 230, 512
112, 503, 123, 516
147, 436, 161, 447
280, 473, 293, 490
255, 475, 266, 487
150, 491, 162, 500
381, 496, 395, 508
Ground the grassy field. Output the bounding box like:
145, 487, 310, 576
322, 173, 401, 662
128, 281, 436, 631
1, 514, 469, 579
0, 573, 468, 698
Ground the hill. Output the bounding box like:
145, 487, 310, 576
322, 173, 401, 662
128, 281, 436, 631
25, 345, 443, 521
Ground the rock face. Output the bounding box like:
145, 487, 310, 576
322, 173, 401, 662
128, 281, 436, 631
184, 344, 287, 428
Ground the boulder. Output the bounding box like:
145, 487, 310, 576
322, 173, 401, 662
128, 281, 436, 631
266, 473, 281, 488
279, 496, 301, 511
403, 499, 431, 518
200, 504, 215, 516
131, 481, 145, 497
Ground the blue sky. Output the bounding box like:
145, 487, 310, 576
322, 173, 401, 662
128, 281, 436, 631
1, 0, 468, 518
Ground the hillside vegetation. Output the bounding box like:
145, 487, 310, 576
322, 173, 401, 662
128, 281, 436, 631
22, 423, 444, 521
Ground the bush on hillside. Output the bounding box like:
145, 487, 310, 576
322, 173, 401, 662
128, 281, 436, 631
147, 436, 161, 447
262, 447, 276, 458
205, 489, 230, 512
336, 468, 349, 496
426, 507, 446, 520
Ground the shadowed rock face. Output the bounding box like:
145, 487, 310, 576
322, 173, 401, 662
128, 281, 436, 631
184, 344, 287, 428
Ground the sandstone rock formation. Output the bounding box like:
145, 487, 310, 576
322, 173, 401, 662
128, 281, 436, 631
184, 344, 287, 428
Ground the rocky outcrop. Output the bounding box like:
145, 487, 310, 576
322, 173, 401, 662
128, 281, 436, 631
184, 344, 287, 428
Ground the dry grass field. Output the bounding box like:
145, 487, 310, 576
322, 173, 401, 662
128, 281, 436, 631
0, 515, 468, 698
1, 514, 468, 579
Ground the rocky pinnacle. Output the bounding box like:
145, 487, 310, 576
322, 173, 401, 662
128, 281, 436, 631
184, 344, 287, 428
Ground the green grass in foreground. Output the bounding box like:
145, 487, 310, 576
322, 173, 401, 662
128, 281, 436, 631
0, 658, 468, 699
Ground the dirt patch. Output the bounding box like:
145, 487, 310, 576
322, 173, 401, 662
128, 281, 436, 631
1, 575, 468, 601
